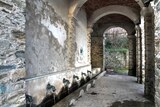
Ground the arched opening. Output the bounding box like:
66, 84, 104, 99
104, 27, 129, 75
88, 11, 153, 106
90, 14, 136, 76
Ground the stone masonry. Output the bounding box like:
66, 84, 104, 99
91, 36, 103, 69
128, 34, 136, 76
143, 6, 155, 101
154, 0, 160, 106
0, 0, 26, 106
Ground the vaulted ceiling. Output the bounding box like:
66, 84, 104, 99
83, 0, 141, 19
96, 14, 134, 24
92, 14, 135, 36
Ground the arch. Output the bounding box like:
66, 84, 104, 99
135, 0, 144, 8
69, 0, 144, 18
92, 22, 135, 37
103, 27, 129, 71
91, 21, 136, 71
103, 23, 135, 36
104, 26, 128, 36
69, 0, 87, 17
88, 5, 140, 27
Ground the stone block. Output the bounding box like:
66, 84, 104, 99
0, 94, 6, 106
15, 50, 25, 58
12, 30, 25, 40
0, 73, 7, 80
0, 0, 13, 11
0, 65, 16, 73
155, 95, 160, 107
6, 90, 25, 104
0, 83, 6, 94
0, 40, 10, 55
0, 81, 25, 106
9, 68, 26, 81
0, 67, 25, 83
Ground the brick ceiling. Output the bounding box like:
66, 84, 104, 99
97, 14, 134, 24
83, 0, 141, 19
93, 14, 135, 34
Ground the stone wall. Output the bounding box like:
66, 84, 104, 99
105, 51, 128, 69
0, 0, 26, 106
154, 0, 160, 106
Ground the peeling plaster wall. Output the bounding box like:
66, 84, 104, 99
25, 0, 69, 104
75, 8, 89, 67
25, 0, 92, 105
26, 0, 69, 77
154, 0, 160, 106
47, 0, 71, 22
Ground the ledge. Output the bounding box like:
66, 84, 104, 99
53, 71, 106, 107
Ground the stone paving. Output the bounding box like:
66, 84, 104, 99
73, 74, 154, 107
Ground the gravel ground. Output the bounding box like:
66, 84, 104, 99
73, 74, 154, 107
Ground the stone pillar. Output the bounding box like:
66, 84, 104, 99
143, 7, 155, 101
103, 37, 106, 71
125, 51, 129, 68
91, 36, 103, 69
87, 27, 93, 65
136, 25, 143, 84
154, 0, 160, 106
67, 15, 76, 68
128, 34, 136, 76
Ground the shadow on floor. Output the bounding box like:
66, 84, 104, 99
110, 100, 155, 107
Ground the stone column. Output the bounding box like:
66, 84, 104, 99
91, 36, 103, 69
136, 25, 143, 84
87, 27, 93, 65
154, 0, 160, 106
143, 7, 155, 101
103, 37, 106, 71
128, 34, 136, 76
67, 15, 76, 68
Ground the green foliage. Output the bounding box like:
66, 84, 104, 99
105, 32, 129, 72
105, 35, 128, 49
105, 40, 112, 48
106, 48, 128, 52
113, 67, 128, 74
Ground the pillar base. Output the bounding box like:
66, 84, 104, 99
128, 68, 136, 76
137, 76, 143, 84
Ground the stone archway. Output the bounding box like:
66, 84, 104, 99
90, 14, 137, 76
69, 0, 87, 17
70, 0, 156, 101
103, 27, 129, 73
69, 0, 144, 18
88, 5, 140, 27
